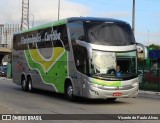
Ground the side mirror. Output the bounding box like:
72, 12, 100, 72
136, 43, 148, 60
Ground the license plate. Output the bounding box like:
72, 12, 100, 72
113, 92, 122, 97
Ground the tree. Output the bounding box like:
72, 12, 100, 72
148, 44, 160, 50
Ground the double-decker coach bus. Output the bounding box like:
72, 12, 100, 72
12, 17, 147, 101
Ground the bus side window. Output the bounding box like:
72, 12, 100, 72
68, 21, 85, 41
74, 45, 88, 74
68, 21, 89, 75
59, 25, 70, 51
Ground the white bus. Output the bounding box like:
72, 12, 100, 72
12, 17, 147, 101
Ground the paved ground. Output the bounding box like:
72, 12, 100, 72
0, 77, 160, 123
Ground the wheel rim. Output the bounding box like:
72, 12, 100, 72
22, 80, 26, 88
67, 85, 73, 98
28, 80, 32, 91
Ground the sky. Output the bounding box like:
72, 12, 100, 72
0, 0, 160, 46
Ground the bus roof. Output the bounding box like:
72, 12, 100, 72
18, 17, 128, 34
67, 17, 127, 23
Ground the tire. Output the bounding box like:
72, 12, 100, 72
21, 78, 28, 91
65, 82, 75, 101
106, 98, 117, 102
28, 78, 34, 93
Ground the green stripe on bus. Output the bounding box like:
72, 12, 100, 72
25, 49, 68, 93
92, 78, 122, 87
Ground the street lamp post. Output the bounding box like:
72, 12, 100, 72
148, 30, 150, 45
132, 0, 135, 34
58, 0, 60, 20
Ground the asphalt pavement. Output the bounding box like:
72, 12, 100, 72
1, 77, 160, 99
0, 77, 160, 123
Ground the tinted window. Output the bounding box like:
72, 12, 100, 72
13, 24, 69, 51
68, 21, 85, 41
68, 21, 89, 75
85, 22, 135, 46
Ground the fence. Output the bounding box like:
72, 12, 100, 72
138, 61, 160, 91
7, 63, 12, 78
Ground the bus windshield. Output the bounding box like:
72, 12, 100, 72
85, 21, 135, 46
91, 50, 137, 80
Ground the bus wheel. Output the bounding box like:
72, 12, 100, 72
106, 98, 117, 102
28, 78, 34, 93
65, 83, 75, 101
21, 79, 28, 91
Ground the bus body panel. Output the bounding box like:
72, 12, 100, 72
12, 17, 140, 99
81, 76, 139, 99
13, 22, 70, 93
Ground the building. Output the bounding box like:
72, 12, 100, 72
0, 24, 20, 65
0, 24, 20, 48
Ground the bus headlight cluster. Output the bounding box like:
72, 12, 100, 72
132, 79, 138, 87
90, 89, 99, 95
90, 83, 102, 88
86, 79, 101, 88
95, 84, 102, 88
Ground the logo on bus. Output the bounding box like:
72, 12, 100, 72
20, 28, 61, 45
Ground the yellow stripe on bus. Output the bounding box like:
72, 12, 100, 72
29, 47, 65, 71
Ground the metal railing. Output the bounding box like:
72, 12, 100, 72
139, 65, 160, 91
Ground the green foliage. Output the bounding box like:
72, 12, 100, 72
140, 82, 160, 91
149, 44, 160, 50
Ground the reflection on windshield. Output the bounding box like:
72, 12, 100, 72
92, 51, 116, 74
91, 50, 137, 79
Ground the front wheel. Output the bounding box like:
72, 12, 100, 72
65, 83, 75, 101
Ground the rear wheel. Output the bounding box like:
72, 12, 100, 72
28, 78, 34, 93
21, 78, 28, 91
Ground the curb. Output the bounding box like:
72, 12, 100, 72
139, 90, 160, 99
139, 90, 160, 95
0, 77, 12, 81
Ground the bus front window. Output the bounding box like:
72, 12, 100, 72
91, 50, 137, 80
91, 50, 116, 74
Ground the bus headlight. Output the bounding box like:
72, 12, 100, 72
92, 83, 102, 88
88, 82, 102, 88
132, 79, 138, 87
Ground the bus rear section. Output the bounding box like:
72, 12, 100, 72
12, 20, 70, 94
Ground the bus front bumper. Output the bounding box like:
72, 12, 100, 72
84, 82, 139, 99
